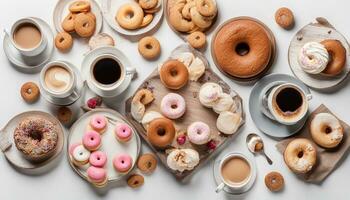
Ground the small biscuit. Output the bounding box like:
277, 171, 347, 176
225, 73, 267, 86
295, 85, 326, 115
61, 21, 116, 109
187, 31, 206, 49
275, 7, 295, 29
137, 153, 157, 174
139, 0, 158, 10
140, 14, 154, 28
55, 32, 73, 52
138, 36, 161, 60
265, 171, 285, 192
20, 82, 40, 103
74, 13, 96, 37
57, 107, 73, 124
127, 174, 144, 188
62, 13, 76, 33
69, 1, 91, 13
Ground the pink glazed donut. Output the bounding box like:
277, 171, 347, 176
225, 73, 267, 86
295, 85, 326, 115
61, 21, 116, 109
187, 121, 211, 145
87, 166, 107, 187
89, 151, 107, 167
90, 115, 107, 133
160, 93, 186, 119
83, 130, 102, 151
113, 153, 133, 173
115, 123, 133, 142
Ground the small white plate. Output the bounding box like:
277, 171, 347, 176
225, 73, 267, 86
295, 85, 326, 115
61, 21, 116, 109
67, 108, 141, 186
101, 0, 163, 36
249, 74, 311, 138
3, 17, 54, 73
289, 18, 350, 90
53, 0, 103, 34
0, 111, 64, 173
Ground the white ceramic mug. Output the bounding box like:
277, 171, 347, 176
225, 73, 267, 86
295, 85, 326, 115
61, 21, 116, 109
86, 53, 136, 97
215, 153, 256, 193
6, 18, 47, 57
262, 83, 312, 125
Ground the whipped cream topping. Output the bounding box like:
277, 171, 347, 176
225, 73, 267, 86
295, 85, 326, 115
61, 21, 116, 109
141, 111, 163, 128
212, 93, 234, 114
167, 149, 199, 172
172, 52, 195, 67
199, 82, 223, 108
216, 111, 241, 134
188, 57, 205, 81
247, 136, 263, 152
298, 42, 329, 74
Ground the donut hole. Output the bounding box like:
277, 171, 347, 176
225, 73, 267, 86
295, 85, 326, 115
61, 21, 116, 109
271, 178, 276, 184
157, 128, 166, 136
171, 104, 178, 109
147, 161, 152, 168
196, 129, 202, 135
235, 42, 250, 56
324, 126, 332, 134
170, 68, 178, 77
59, 37, 65, 43
195, 36, 201, 40
126, 11, 135, 19
145, 44, 153, 49
134, 181, 139, 185
26, 88, 33, 94
297, 151, 304, 158
90, 137, 94, 141
83, 22, 89, 28
97, 157, 100, 160
121, 160, 125, 164
30, 130, 42, 141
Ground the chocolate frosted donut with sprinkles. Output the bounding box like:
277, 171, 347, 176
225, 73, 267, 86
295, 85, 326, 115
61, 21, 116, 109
14, 117, 59, 162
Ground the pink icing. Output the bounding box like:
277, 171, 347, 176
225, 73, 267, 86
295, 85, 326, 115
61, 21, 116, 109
160, 93, 186, 119
69, 142, 81, 156
83, 130, 101, 150
87, 166, 106, 182
115, 123, 133, 141
90, 115, 107, 131
89, 151, 107, 167
113, 153, 133, 173
187, 121, 211, 145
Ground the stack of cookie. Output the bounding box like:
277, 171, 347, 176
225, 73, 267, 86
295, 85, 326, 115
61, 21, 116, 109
56, 1, 96, 52
115, 0, 161, 30
167, 0, 217, 33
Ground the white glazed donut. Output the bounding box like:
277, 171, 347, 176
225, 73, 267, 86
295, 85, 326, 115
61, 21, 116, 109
298, 42, 329, 74
187, 121, 211, 145
172, 52, 195, 67
167, 149, 199, 172
310, 113, 344, 148
72, 145, 91, 166
199, 82, 223, 108
160, 93, 186, 119
216, 111, 241, 134
212, 93, 234, 114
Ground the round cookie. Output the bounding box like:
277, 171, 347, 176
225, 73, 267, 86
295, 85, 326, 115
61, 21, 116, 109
20, 82, 40, 103
265, 171, 284, 192
137, 153, 158, 174
116, 3, 144, 30
62, 13, 76, 33
69, 1, 91, 13
127, 174, 144, 188
139, 0, 158, 10
187, 31, 206, 49
55, 32, 73, 52
275, 7, 295, 30
74, 13, 96, 38
140, 14, 154, 27
57, 107, 73, 124
138, 36, 161, 60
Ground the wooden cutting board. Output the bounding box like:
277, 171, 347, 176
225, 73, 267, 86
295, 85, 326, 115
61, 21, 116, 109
125, 44, 245, 180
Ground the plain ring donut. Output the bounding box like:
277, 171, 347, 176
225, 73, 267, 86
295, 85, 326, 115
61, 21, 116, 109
310, 113, 344, 148
283, 138, 317, 174
187, 31, 206, 49
159, 60, 189, 90
138, 36, 161, 60
195, 0, 217, 17
116, 3, 144, 30
320, 39, 346, 76
147, 118, 175, 148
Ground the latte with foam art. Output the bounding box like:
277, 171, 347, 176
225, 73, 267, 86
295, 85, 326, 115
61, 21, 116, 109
44, 65, 72, 93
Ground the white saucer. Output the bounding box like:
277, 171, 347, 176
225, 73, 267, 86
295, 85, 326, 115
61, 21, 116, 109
53, 0, 103, 35
3, 17, 54, 73
101, 0, 163, 36
68, 108, 141, 187
249, 74, 311, 138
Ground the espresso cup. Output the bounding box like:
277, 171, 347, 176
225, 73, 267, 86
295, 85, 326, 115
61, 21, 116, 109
264, 83, 311, 125
215, 153, 256, 193
7, 18, 47, 57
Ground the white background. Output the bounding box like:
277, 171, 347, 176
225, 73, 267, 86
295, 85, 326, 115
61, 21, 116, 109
0, 0, 349, 199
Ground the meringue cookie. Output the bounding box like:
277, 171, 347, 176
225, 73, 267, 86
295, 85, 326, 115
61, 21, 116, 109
88, 33, 115, 50
298, 42, 329, 74
188, 57, 205, 81
131, 101, 145, 122
199, 82, 223, 108
212, 93, 234, 114
216, 111, 241, 134
166, 149, 200, 172
141, 111, 163, 129
172, 52, 195, 67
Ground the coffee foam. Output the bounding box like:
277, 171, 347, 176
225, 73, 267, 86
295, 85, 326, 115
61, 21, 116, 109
44, 66, 72, 93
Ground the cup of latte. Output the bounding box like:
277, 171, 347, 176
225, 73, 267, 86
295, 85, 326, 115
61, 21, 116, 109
264, 83, 312, 125
40, 61, 80, 105
6, 17, 47, 57
215, 153, 256, 193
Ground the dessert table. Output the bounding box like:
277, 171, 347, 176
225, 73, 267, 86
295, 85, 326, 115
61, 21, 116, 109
0, 0, 349, 199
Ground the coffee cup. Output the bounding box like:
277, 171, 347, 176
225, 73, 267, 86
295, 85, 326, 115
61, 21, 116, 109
40, 61, 82, 105
262, 83, 311, 125
215, 153, 256, 193
85, 53, 136, 97
5, 18, 47, 57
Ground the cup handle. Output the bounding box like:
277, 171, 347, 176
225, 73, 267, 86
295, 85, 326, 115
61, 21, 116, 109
306, 94, 312, 101
126, 67, 136, 77
215, 182, 225, 193
3, 29, 14, 46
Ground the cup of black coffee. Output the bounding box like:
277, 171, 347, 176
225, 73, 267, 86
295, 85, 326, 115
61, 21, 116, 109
264, 83, 311, 125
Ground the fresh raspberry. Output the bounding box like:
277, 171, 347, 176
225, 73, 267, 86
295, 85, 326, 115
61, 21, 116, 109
87, 97, 102, 109
207, 140, 217, 150
177, 135, 186, 145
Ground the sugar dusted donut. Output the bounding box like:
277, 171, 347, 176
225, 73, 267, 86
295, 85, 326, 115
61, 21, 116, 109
89, 151, 107, 167
284, 138, 317, 174
198, 82, 223, 108
160, 93, 186, 119
187, 121, 211, 145
310, 113, 344, 148
147, 118, 175, 148
87, 166, 107, 187
320, 40, 346, 76
83, 130, 101, 151
72, 145, 90, 166
115, 123, 133, 142
298, 42, 329, 74
90, 115, 107, 133
159, 60, 189, 90
113, 153, 133, 173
